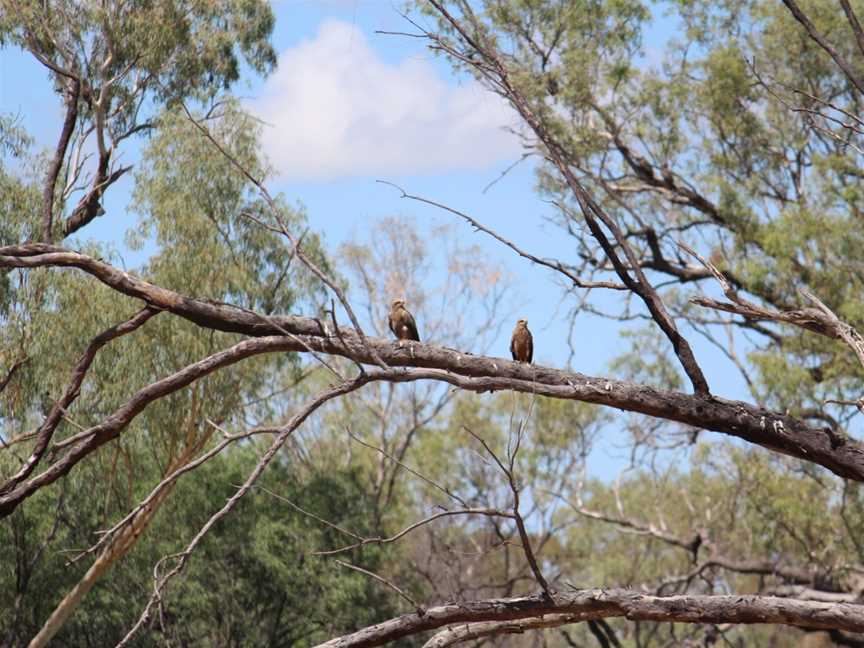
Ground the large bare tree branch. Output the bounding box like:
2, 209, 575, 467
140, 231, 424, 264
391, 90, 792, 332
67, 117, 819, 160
1, 245, 863, 492
314, 588, 864, 648
681, 242, 859, 341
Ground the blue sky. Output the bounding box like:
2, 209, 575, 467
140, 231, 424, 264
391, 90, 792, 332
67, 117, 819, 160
0, 1, 751, 475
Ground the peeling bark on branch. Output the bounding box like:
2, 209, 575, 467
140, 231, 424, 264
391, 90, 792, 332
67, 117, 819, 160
62, 164, 132, 238
315, 588, 864, 648
422, 614, 585, 647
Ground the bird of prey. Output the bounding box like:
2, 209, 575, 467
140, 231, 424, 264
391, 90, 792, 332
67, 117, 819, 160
510, 318, 533, 363
388, 298, 420, 343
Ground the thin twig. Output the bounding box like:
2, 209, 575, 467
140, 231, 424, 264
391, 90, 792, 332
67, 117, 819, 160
334, 559, 424, 614
314, 508, 513, 556
348, 428, 468, 507
377, 180, 626, 292
177, 100, 389, 370
465, 426, 553, 598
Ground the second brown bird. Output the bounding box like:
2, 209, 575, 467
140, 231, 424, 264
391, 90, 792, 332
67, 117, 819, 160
510, 318, 533, 363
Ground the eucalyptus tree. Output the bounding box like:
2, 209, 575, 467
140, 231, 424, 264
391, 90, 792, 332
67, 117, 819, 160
4, 0, 864, 647
0, 0, 276, 243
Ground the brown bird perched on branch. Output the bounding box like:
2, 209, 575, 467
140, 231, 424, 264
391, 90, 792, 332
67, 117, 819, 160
510, 318, 533, 363
388, 298, 420, 343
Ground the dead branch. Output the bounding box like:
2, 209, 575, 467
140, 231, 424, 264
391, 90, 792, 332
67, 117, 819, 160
334, 559, 423, 614
466, 426, 552, 598
314, 587, 864, 648
0, 247, 862, 489
378, 181, 627, 291
681, 242, 864, 408
313, 508, 514, 556
801, 289, 864, 370
565, 501, 697, 552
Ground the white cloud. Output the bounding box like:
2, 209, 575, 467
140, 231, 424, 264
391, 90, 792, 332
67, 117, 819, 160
249, 20, 520, 180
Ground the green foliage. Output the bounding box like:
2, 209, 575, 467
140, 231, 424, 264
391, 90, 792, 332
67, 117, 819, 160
0, 19, 360, 641
0, 0, 276, 107
0, 113, 31, 159
132, 100, 330, 315
0, 447, 405, 647
7, 1, 864, 645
